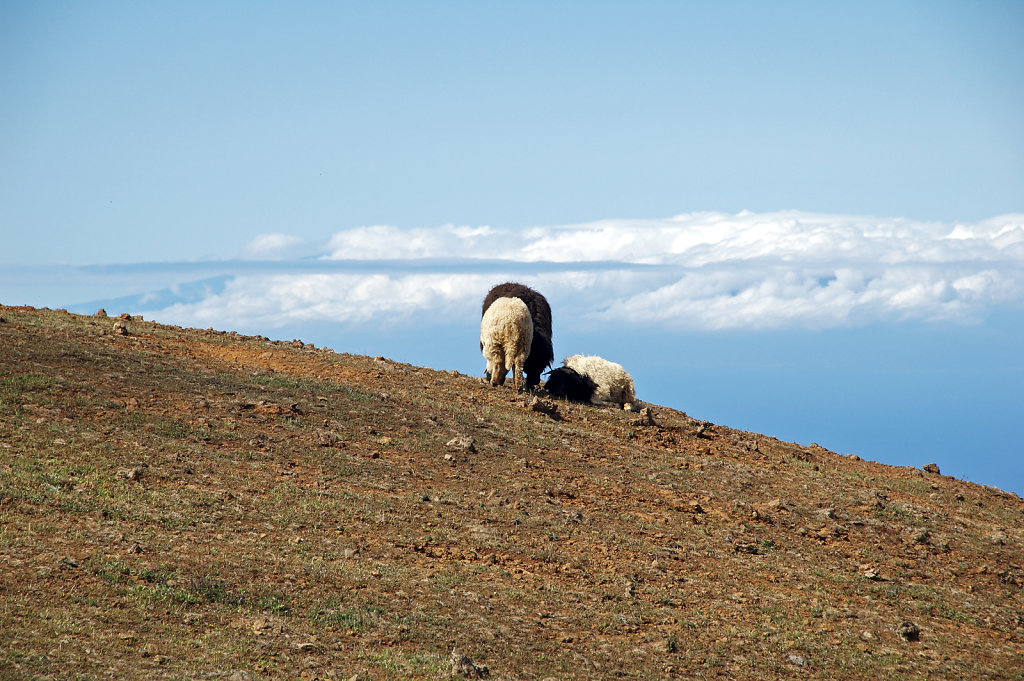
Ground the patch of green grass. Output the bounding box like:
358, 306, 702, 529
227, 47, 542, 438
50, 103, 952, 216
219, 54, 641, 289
309, 598, 383, 631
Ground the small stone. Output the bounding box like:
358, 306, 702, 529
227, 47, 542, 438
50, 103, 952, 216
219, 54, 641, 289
529, 397, 558, 416
923, 463, 940, 474
988, 530, 1009, 545
860, 565, 881, 581
632, 407, 656, 426
787, 654, 807, 667
896, 621, 920, 642
446, 435, 476, 453
449, 647, 489, 678
315, 430, 344, 447
118, 467, 143, 482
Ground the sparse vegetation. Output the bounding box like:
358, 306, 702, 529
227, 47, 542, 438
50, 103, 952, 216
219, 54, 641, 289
1, 305, 1022, 680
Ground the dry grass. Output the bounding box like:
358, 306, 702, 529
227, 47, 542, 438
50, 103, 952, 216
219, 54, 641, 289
2, 305, 1022, 680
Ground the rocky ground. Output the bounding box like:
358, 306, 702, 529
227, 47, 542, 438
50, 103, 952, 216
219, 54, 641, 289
1, 305, 1022, 680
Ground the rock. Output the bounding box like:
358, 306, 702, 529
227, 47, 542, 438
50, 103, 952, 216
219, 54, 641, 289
446, 435, 476, 453
119, 313, 132, 320
896, 621, 920, 642
860, 565, 882, 581
632, 407, 656, 426
118, 467, 143, 482
923, 463, 940, 474
228, 672, 253, 681
113, 320, 129, 336
315, 430, 344, 447
734, 542, 760, 554
528, 397, 558, 416
787, 654, 807, 667
95, 308, 107, 317
988, 529, 1009, 545
449, 647, 489, 678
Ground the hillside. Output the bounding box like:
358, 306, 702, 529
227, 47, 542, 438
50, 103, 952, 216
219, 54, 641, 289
1, 305, 1022, 680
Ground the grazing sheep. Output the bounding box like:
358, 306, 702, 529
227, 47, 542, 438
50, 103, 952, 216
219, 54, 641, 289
482, 282, 553, 389
543, 365, 598, 404
546, 354, 636, 409
480, 297, 533, 392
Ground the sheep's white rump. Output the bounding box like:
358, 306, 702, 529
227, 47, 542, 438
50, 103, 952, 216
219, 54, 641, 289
564, 354, 636, 409
480, 297, 533, 392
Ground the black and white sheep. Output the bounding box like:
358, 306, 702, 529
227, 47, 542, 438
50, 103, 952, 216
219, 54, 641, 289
545, 354, 637, 410
480, 296, 533, 392
481, 282, 553, 390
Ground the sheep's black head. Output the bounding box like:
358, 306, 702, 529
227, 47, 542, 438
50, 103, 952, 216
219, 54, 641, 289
544, 366, 597, 403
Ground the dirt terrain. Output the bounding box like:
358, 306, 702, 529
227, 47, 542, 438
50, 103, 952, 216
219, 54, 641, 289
1, 305, 1022, 680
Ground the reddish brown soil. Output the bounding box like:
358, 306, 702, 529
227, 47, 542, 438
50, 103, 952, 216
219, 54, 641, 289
1, 305, 1022, 680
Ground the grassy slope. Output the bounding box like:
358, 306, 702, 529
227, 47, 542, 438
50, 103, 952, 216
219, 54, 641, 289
1, 306, 1022, 680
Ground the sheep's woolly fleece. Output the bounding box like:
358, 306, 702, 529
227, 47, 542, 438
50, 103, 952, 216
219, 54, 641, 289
482, 282, 554, 390
480, 296, 533, 392
563, 354, 636, 408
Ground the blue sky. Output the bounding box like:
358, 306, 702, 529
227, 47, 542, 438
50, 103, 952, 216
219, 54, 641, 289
2, 2, 1022, 494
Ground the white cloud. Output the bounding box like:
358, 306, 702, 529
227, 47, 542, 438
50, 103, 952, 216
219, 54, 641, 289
241, 234, 308, 260
142, 211, 1024, 332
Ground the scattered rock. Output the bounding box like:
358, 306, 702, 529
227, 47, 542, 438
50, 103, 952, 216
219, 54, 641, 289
446, 435, 476, 453
450, 647, 489, 678
896, 621, 921, 642
528, 397, 558, 416
860, 565, 882, 581
923, 463, 940, 474
632, 407, 656, 427
988, 529, 1010, 545
315, 430, 345, 447
117, 467, 144, 482
733, 542, 760, 555
248, 433, 271, 450
906, 528, 931, 545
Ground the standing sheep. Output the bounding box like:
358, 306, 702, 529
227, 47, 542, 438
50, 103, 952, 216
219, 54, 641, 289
482, 282, 553, 390
480, 297, 533, 392
545, 354, 637, 410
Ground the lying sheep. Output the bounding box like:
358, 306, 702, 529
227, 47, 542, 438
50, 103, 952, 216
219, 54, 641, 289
480, 296, 533, 392
482, 282, 553, 390
545, 354, 636, 410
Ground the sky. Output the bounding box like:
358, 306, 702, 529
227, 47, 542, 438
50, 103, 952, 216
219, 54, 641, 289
2, 2, 1022, 494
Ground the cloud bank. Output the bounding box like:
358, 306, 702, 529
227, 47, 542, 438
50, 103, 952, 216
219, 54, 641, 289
145, 211, 1023, 332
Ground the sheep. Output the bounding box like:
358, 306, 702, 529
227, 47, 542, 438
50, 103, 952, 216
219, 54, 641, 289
542, 365, 598, 404
482, 282, 553, 390
480, 296, 533, 392
545, 354, 637, 410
